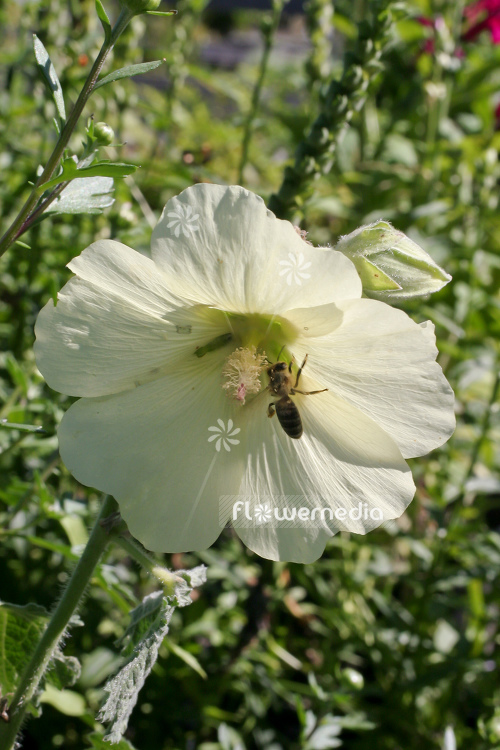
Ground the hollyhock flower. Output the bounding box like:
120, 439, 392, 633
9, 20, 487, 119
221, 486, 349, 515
463, 0, 500, 43
34, 184, 455, 563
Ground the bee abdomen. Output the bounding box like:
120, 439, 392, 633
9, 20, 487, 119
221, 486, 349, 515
275, 397, 303, 439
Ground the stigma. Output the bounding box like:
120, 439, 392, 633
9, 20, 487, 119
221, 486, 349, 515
222, 346, 266, 405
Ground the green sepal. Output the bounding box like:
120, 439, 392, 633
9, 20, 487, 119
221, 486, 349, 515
353, 256, 402, 292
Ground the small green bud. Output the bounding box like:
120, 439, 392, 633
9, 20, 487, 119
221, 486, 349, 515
340, 668, 364, 690
335, 220, 451, 300
119, 0, 162, 14
93, 121, 114, 146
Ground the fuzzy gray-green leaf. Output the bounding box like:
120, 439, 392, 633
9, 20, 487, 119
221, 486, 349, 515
44, 176, 114, 215
33, 35, 66, 124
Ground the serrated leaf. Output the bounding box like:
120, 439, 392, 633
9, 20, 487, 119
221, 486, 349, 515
95, 0, 112, 42
43, 161, 137, 190
33, 35, 66, 124
47, 653, 81, 690
43, 176, 114, 215
98, 566, 206, 743
0, 601, 82, 709
0, 601, 48, 699
87, 731, 138, 750
173, 565, 207, 606
93, 60, 166, 91
119, 590, 164, 658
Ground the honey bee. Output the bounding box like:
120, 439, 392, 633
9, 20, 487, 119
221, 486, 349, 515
266, 353, 327, 439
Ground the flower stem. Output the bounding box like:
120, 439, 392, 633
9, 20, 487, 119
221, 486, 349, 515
116, 535, 178, 592
0, 8, 134, 258
116, 534, 160, 573
0, 495, 118, 750
237, 0, 283, 184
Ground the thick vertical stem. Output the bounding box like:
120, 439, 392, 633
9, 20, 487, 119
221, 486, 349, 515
0, 495, 118, 750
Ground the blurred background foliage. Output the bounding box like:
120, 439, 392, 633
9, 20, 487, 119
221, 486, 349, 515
1, 0, 500, 748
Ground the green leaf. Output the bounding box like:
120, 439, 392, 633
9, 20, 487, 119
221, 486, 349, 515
145, 10, 178, 15
165, 640, 207, 679
44, 176, 114, 215
98, 566, 206, 743
0, 602, 48, 700
59, 514, 89, 547
0, 419, 46, 434
47, 653, 81, 690
95, 0, 112, 42
0, 601, 81, 710
39, 684, 86, 716
33, 35, 66, 124
93, 60, 166, 91
43, 160, 137, 190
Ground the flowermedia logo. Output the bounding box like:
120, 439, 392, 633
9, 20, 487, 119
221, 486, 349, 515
219, 496, 385, 528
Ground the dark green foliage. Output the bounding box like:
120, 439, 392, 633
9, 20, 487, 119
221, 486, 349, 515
0, 0, 499, 748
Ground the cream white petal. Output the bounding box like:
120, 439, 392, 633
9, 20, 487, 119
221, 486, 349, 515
35, 244, 231, 397
67, 240, 186, 313
151, 184, 362, 314
289, 298, 455, 459
233, 385, 415, 562
235, 525, 332, 564
57, 357, 246, 553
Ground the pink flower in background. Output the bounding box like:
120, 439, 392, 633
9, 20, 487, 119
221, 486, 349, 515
495, 100, 500, 129
463, 0, 500, 43
416, 14, 464, 59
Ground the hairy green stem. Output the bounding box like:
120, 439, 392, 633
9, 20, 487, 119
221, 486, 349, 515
117, 535, 178, 592
237, 0, 283, 184
0, 495, 118, 750
0, 8, 134, 258
117, 534, 159, 573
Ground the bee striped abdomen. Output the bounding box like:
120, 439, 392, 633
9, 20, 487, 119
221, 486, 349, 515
275, 397, 303, 439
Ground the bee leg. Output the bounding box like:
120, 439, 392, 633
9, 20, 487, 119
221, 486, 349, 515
267, 403, 276, 418
294, 353, 308, 388
291, 388, 328, 396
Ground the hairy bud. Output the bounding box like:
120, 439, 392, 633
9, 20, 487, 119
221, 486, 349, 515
336, 220, 451, 300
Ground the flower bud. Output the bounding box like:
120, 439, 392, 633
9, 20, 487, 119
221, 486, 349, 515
93, 121, 114, 146
340, 668, 364, 690
335, 220, 451, 300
